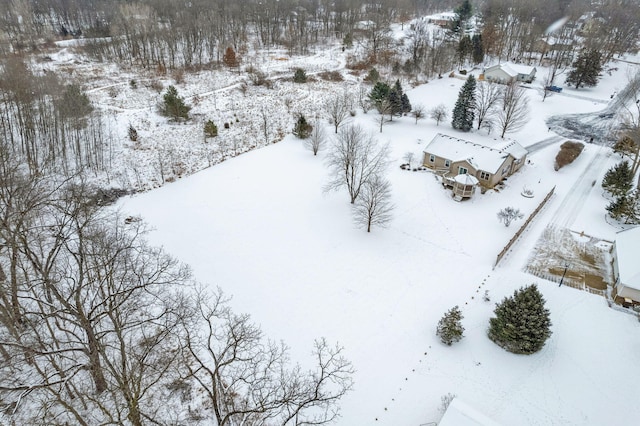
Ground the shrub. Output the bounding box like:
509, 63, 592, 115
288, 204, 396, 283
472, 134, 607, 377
364, 68, 380, 83
128, 124, 138, 142
488, 284, 552, 354
554, 141, 584, 170
497, 207, 524, 227
319, 71, 344, 82
293, 68, 307, 83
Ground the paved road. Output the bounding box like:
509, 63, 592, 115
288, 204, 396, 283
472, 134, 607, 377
546, 71, 640, 145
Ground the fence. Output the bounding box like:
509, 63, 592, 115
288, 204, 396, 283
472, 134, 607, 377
524, 266, 607, 297
494, 186, 556, 268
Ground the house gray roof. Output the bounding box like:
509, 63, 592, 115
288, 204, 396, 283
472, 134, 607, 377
423, 133, 526, 174
485, 62, 536, 77
615, 226, 640, 290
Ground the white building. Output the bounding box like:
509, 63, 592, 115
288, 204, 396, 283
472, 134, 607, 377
483, 62, 537, 84
612, 226, 640, 306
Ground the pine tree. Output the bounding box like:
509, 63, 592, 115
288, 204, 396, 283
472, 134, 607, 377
452, 75, 476, 131
293, 68, 307, 83
488, 284, 552, 355
389, 80, 405, 116
293, 114, 312, 139
401, 93, 412, 114
369, 82, 391, 106
457, 35, 472, 64
161, 85, 190, 120
566, 50, 603, 89
471, 34, 484, 64
204, 120, 218, 138
436, 306, 465, 346
602, 161, 633, 198
606, 191, 640, 224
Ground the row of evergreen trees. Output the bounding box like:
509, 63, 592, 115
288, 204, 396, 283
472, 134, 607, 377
437, 284, 552, 355
603, 159, 640, 224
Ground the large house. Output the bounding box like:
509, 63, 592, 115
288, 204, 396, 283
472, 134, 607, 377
483, 62, 537, 84
612, 226, 640, 307
422, 134, 528, 198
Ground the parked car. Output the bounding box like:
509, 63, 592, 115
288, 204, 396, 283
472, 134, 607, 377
545, 85, 562, 93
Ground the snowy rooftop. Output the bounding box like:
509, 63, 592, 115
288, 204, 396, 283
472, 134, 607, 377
454, 173, 479, 185
425, 11, 457, 21
423, 133, 520, 174
486, 62, 536, 77
439, 398, 502, 426
615, 226, 640, 290
493, 139, 529, 160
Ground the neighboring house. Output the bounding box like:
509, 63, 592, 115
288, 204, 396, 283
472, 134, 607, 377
439, 398, 502, 426
483, 62, 537, 84
612, 226, 640, 307
424, 12, 457, 28
422, 133, 528, 197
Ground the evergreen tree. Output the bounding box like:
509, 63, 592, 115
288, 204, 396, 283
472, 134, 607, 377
488, 284, 552, 355
388, 80, 404, 117
161, 85, 190, 120
452, 75, 476, 131
436, 306, 465, 346
451, 0, 472, 34
128, 124, 138, 141
566, 50, 603, 89
471, 34, 484, 64
293, 68, 307, 83
606, 191, 640, 224
602, 161, 633, 198
365, 68, 380, 84
457, 35, 472, 64
204, 120, 218, 138
401, 93, 412, 114
369, 82, 391, 105
293, 114, 312, 139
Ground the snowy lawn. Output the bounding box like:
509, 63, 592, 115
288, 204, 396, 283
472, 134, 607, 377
120, 61, 640, 425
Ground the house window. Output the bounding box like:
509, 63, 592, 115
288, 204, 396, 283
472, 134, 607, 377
502, 165, 510, 175
444, 159, 450, 167
429, 154, 435, 163
480, 171, 491, 180
458, 166, 468, 175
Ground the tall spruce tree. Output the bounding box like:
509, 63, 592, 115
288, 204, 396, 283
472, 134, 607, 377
436, 306, 465, 346
488, 284, 552, 355
471, 34, 484, 64
566, 50, 603, 89
452, 75, 476, 131
602, 161, 633, 198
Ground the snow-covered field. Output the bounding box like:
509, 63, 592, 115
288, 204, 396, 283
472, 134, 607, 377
116, 48, 640, 426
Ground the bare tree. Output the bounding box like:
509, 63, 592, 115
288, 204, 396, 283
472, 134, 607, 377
497, 206, 524, 227
412, 103, 426, 124
497, 82, 530, 138
305, 117, 327, 156
323, 90, 353, 133
375, 98, 393, 133
353, 175, 394, 232
357, 85, 371, 114
325, 125, 390, 204
181, 289, 354, 426
475, 81, 501, 130
429, 104, 448, 126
